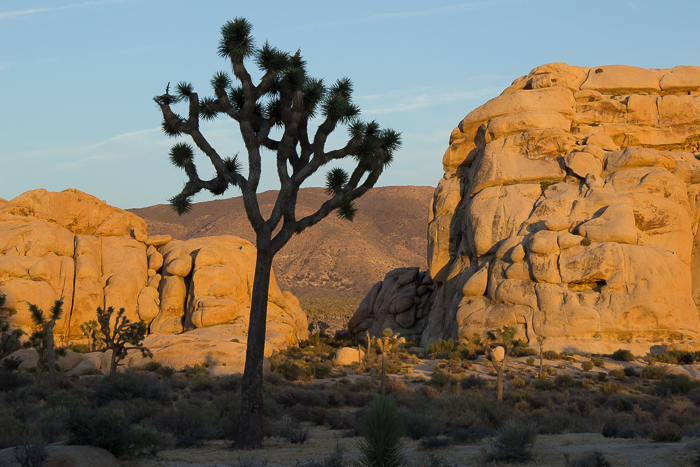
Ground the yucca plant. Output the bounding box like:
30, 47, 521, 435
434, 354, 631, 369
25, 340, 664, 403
357, 396, 405, 467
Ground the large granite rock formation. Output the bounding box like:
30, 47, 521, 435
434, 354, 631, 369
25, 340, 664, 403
0, 189, 307, 370
353, 64, 700, 353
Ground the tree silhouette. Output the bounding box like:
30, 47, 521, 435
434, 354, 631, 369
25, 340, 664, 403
0, 295, 24, 361
154, 18, 400, 448
27, 299, 64, 391
96, 306, 152, 376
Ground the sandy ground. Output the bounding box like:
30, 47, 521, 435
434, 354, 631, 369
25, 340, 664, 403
126, 431, 700, 466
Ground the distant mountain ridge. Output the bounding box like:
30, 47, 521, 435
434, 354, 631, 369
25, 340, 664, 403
129, 186, 434, 324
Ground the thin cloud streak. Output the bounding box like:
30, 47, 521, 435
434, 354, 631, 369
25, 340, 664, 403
0, 0, 125, 20
358, 84, 504, 115
353, 0, 524, 23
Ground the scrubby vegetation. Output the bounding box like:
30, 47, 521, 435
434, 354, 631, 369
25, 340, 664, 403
2, 328, 700, 463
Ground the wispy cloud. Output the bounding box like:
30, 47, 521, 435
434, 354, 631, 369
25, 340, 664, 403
0, 0, 125, 20
357, 81, 504, 115
351, 0, 524, 23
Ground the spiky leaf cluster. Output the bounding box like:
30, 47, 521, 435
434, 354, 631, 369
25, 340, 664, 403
169, 194, 193, 215
325, 167, 348, 196
224, 155, 241, 174
176, 82, 193, 99
255, 41, 288, 72
337, 202, 357, 221
356, 396, 405, 467
211, 71, 232, 92
218, 18, 254, 59
169, 142, 194, 168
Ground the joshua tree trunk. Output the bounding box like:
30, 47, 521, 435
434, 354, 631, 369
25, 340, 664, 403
236, 246, 274, 449
46, 321, 58, 391
496, 366, 504, 400
380, 339, 387, 395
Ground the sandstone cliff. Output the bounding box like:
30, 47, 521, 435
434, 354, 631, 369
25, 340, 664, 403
0, 189, 307, 371
353, 64, 700, 353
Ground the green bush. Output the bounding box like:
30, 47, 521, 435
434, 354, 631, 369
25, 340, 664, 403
591, 357, 605, 368
427, 370, 453, 388
655, 374, 698, 395
623, 366, 638, 377
580, 238, 592, 246
67, 406, 158, 457
311, 363, 333, 379
510, 377, 527, 389
641, 365, 669, 380
151, 401, 217, 447
525, 357, 535, 367
555, 375, 583, 389
185, 363, 209, 376
650, 422, 684, 442
581, 361, 594, 372
485, 419, 538, 464
534, 379, 556, 391
609, 369, 626, 380
611, 349, 634, 362
460, 374, 485, 390
94, 370, 172, 404
599, 382, 623, 395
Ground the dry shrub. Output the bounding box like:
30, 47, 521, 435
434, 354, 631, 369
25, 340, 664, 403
650, 422, 684, 442
485, 419, 538, 464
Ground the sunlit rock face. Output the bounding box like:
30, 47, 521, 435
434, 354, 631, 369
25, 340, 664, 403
0, 189, 307, 368
426, 64, 700, 352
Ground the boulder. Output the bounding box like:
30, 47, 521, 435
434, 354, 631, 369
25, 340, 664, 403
349, 268, 434, 340
333, 347, 364, 366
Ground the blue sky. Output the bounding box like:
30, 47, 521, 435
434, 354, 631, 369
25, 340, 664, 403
1, 0, 699, 209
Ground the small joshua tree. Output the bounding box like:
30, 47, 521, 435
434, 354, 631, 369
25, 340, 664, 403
536, 335, 546, 379
80, 319, 102, 352
26, 299, 65, 390
96, 306, 152, 376
486, 326, 517, 401
1, 294, 24, 361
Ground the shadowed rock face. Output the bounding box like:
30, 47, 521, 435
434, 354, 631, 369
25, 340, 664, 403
0, 189, 307, 370
427, 63, 700, 352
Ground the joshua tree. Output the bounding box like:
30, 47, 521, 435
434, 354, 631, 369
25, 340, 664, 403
80, 319, 102, 352
96, 306, 152, 376
154, 18, 400, 448
0, 295, 24, 361
536, 335, 546, 379
486, 326, 517, 401
26, 299, 65, 390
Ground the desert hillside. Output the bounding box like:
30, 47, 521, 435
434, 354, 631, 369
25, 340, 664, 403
130, 186, 434, 323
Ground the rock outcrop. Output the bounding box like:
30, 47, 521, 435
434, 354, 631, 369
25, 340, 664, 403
0, 189, 307, 369
352, 64, 700, 353
428, 63, 700, 353
348, 267, 434, 340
